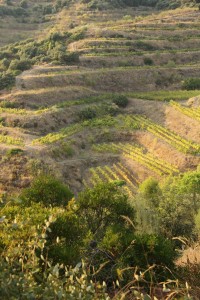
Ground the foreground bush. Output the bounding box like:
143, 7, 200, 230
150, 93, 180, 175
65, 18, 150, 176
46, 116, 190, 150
20, 174, 73, 207
182, 78, 200, 90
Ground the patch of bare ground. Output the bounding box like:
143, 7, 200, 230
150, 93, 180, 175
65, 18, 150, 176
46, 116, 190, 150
0, 155, 30, 194
4, 86, 98, 108
4, 107, 77, 134
165, 105, 200, 143
126, 98, 166, 124
13, 64, 200, 92
177, 245, 200, 265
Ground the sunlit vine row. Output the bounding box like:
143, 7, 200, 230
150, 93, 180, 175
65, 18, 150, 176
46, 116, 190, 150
113, 143, 178, 176
130, 115, 200, 154
0, 134, 24, 146
120, 143, 178, 173
32, 124, 83, 144
115, 162, 140, 184
86, 164, 137, 197
170, 100, 200, 122
92, 142, 178, 175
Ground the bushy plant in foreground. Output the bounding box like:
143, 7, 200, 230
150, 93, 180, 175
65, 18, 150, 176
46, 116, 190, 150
20, 174, 73, 207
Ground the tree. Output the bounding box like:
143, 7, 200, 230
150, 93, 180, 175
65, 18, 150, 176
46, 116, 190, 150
139, 177, 161, 208
20, 174, 73, 207
76, 182, 135, 239
179, 171, 200, 213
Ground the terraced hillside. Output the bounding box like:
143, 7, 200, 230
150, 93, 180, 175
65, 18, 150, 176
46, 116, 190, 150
0, 0, 60, 46
0, 2, 200, 196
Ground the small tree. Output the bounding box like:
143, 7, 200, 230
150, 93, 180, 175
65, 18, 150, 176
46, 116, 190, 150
20, 174, 73, 207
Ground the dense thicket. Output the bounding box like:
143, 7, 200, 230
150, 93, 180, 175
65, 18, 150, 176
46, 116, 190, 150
0, 169, 199, 298
0, 30, 81, 90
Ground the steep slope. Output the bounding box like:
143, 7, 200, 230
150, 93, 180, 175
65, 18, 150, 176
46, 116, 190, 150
0, 1, 200, 196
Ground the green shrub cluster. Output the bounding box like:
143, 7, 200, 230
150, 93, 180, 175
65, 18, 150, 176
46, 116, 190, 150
0, 170, 200, 297
182, 78, 200, 90
78, 107, 97, 120
0, 31, 80, 90
113, 95, 129, 107
0, 5, 28, 17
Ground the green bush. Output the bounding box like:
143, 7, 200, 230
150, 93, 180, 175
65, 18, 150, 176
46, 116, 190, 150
78, 107, 97, 120
123, 234, 176, 280
0, 5, 28, 17
6, 148, 24, 156
144, 57, 154, 65
20, 175, 73, 207
113, 95, 129, 108
0, 73, 15, 90
182, 78, 200, 90
46, 211, 85, 265
0, 100, 19, 108
9, 59, 32, 71
20, 0, 28, 9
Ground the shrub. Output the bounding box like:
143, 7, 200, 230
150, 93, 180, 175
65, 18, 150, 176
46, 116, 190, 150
123, 234, 176, 280
78, 107, 97, 120
20, 0, 28, 9
0, 100, 19, 108
182, 78, 200, 90
20, 174, 73, 207
46, 211, 85, 265
9, 59, 32, 72
6, 148, 24, 156
61, 52, 79, 64
144, 57, 154, 65
139, 177, 161, 208
113, 95, 129, 107
0, 73, 15, 90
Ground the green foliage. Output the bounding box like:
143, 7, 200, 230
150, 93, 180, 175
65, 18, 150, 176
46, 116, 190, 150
137, 171, 200, 239
113, 95, 129, 108
77, 182, 135, 238
0, 73, 15, 90
20, 0, 28, 9
0, 5, 28, 17
158, 179, 196, 238
20, 175, 73, 207
78, 107, 97, 121
9, 59, 32, 71
195, 209, 200, 236
182, 78, 200, 90
126, 90, 200, 101
0, 175, 199, 296
124, 234, 176, 272
0, 32, 79, 90
139, 177, 161, 208
6, 148, 24, 156
179, 171, 200, 213
143, 57, 154, 65
0, 201, 110, 299
46, 209, 85, 265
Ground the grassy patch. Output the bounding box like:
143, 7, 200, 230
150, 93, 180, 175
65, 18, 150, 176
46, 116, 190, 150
125, 90, 200, 101
0, 134, 24, 145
